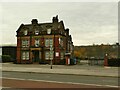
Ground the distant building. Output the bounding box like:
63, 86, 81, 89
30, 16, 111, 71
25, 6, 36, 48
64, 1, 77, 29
16, 16, 74, 64
1, 45, 17, 62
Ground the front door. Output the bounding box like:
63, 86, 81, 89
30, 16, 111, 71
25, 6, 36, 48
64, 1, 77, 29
33, 50, 39, 63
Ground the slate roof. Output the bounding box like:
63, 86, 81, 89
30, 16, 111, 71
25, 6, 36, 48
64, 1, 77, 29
16, 18, 65, 33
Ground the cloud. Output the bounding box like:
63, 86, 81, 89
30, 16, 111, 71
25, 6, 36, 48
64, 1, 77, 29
0, 2, 118, 45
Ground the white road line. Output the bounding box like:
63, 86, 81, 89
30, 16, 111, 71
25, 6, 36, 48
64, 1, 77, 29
2, 77, 119, 88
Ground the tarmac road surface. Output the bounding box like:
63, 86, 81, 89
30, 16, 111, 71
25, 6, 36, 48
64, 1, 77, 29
2, 78, 109, 88
2, 71, 119, 89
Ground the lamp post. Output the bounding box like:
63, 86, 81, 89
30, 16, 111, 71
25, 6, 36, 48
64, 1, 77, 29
50, 45, 53, 69
116, 43, 119, 59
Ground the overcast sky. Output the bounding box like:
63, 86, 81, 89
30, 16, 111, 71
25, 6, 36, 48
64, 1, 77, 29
0, 1, 118, 46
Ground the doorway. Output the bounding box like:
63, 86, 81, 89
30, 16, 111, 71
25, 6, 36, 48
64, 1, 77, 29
32, 50, 40, 63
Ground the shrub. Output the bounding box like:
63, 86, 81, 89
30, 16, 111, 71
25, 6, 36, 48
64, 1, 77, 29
108, 58, 120, 67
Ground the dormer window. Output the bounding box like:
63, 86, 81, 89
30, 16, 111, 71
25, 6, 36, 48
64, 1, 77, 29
35, 30, 39, 35
47, 28, 51, 34
60, 31, 62, 35
59, 38, 61, 44
65, 32, 66, 36
58, 25, 60, 29
59, 38, 63, 47
24, 30, 28, 35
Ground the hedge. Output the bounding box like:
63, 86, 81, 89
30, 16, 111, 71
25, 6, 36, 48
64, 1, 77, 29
2, 55, 13, 62
108, 59, 120, 67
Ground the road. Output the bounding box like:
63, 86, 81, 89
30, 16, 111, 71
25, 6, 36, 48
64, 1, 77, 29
1, 71, 119, 89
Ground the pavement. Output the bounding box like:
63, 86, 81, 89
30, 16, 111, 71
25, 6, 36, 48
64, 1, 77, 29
0, 63, 119, 77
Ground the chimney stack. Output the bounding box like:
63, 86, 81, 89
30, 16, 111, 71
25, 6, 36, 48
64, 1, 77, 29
31, 19, 38, 25
52, 15, 58, 23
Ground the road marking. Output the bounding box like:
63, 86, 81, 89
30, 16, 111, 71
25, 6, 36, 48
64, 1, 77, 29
2, 77, 119, 88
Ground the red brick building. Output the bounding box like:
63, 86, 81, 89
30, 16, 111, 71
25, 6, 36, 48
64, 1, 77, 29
16, 16, 74, 64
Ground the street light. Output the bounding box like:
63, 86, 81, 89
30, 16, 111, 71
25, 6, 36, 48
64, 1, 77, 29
116, 43, 119, 59
50, 45, 53, 69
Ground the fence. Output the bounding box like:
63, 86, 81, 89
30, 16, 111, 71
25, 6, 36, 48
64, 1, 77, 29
83, 59, 120, 66
88, 59, 104, 66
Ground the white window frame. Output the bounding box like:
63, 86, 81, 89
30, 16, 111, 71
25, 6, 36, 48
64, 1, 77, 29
35, 30, 39, 35
26, 52, 29, 60
45, 52, 49, 60
45, 38, 53, 47
59, 38, 63, 47
49, 39, 53, 46
22, 40, 26, 47
45, 39, 49, 47
21, 51, 29, 60
22, 52, 26, 60
61, 52, 64, 60
47, 28, 51, 34
22, 40, 29, 47
35, 39, 40, 47
24, 30, 28, 35
45, 51, 53, 60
